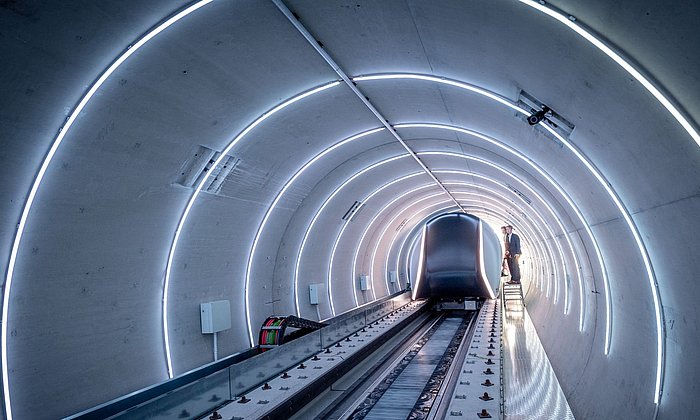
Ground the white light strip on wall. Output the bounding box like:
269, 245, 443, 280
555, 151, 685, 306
273, 0, 465, 213
353, 74, 523, 114
292, 155, 410, 323
244, 128, 384, 322
441, 173, 568, 317
341, 157, 568, 319
541, 123, 664, 398
386, 195, 534, 301
396, 122, 599, 323
396, 204, 515, 300
0, 1, 216, 413
385, 190, 542, 297
348, 184, 439, 305
328, 173, 426, 309
165, 81, 341, 367
442, 173, 567, 312
517, 0, 699, 148
369, 193, 447, 296
423, 154, 584, 327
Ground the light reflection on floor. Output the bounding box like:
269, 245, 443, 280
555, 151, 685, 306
503, 291, 575, 419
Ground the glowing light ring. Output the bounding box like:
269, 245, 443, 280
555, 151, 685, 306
423, 154, 582, 326
327, 173, 426, 310
244, 128, 384, 324
164, 81, 341, 367
517, 0, 699, 148
403, 189, 554, 298
1, 1, 216, 413
345, 161, 566, 314
440, 180, 562, 301
345, 158, 569, 315
396, 122, 596, 323
388, 194, 545, 300
369, 193, 447, 296
543, 123, 663, 392
514, 2, 674, 396
386, 190, 549, 300
349, 184, 438, 307
293, 155, 409, 320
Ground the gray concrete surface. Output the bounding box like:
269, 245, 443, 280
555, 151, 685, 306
0, 0, 698, 418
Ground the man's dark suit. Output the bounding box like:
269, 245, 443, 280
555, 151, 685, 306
506, 233, 521, 282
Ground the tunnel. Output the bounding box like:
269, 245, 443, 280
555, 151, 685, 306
1, 0, 699, 419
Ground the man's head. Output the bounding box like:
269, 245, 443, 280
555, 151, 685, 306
506, 225, 513, 234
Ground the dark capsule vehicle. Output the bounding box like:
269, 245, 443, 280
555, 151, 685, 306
412, 212, 501, 300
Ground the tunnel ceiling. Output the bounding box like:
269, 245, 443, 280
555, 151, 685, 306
1, 0, 699, 419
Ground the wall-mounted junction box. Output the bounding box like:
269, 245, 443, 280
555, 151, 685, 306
359, 275, 369, 291
309, 283, 321, 305
200, 300, 231, 334
389, 271, 397, 283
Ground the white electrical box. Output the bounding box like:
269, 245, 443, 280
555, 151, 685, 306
200, 300, 231, 334
359, 275, 370, 291
309, 283, 320, 305
389, 271, 397, 283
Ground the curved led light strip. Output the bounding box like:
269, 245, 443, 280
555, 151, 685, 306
441, 172, 567, 309
388, 195, 544, 300
384, 191, 542, 297
0, 1, 216, 414
346, 165, 563, 315
243, 128, 384, 323
544, 121, 660, 366
404, 202, 511, 300
390, 189, 553, 303
443, 177, 565, 303
164, 81, 341, 366
356, 70, 663, 399
396, 123, 599, 326
327, 173, 426, 310
354, 74, 523, 114
517, 0, 699, 148
369, 193, 448, 296
348, 184, 439, 306
396, 207, 523, 290
292, 154, 410, 323
424, 155, 583, 327
342, 157, 572, 318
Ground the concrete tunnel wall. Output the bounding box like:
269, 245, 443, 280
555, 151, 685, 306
1, 0, 699, 419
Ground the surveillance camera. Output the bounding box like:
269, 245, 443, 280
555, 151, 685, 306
527, 106, 550, 126
527, 113, 543, 125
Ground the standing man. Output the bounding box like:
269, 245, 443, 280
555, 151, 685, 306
505, 225, 521, 284
500, 226, 509, 277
